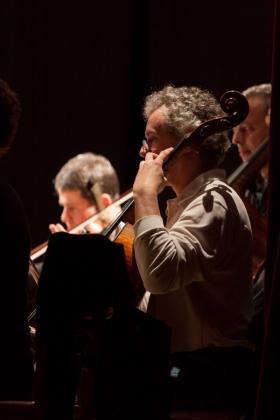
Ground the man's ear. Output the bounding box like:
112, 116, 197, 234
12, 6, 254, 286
101, 193, 113, 208
265, 108, 271, 128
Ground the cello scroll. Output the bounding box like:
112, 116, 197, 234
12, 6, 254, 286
164, 90, 249, 168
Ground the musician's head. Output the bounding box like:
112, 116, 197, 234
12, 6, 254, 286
0, 78, 21, 157
54, 152, 120, 230
232, 83, 271, 162
142, 85, 230, 191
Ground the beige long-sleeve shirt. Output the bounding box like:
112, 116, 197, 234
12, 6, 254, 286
134, 170, 253, 353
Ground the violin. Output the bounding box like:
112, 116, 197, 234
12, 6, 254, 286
30, 190, 134, 262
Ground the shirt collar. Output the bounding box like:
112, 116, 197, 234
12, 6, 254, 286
171, 169, 226, 205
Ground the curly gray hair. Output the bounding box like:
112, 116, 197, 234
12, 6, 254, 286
143, 85, 231, 166
54, 152, 120, 203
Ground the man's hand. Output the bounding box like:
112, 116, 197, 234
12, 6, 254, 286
49, 223, 67, 233
133, 148, 173, 197
133, 147, 173, 221
49, 221, 103, 234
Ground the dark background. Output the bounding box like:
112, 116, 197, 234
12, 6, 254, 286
0, 0, 274, 247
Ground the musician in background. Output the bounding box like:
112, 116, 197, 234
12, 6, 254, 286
0, 78, 33, 399
49, 152, 121, 234
232, 84, 271, 419
232, 82, 271, 323
28, 152, 122, 337
232, 83, 271, 215
133, 85, 254, 411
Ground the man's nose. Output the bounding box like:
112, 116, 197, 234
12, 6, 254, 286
232, 127, 243, 145
60, 208, 68, 224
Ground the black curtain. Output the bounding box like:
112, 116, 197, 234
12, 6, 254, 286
0, 0, 274, 247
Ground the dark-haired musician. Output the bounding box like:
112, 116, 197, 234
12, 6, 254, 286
0, 78, 33, 399
133, 85, 254, 411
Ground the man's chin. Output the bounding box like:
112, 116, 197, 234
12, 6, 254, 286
239, 150, 252, 162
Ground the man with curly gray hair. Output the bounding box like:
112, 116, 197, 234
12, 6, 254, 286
142, 85, 231, 167
133, 85, 253, 411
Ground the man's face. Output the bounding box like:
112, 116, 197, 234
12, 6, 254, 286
144, 108, 178, 154
58, 189, 97, 231
232, 96, 269, 162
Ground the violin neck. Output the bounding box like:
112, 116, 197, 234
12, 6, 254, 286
102, 197, 134, 237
